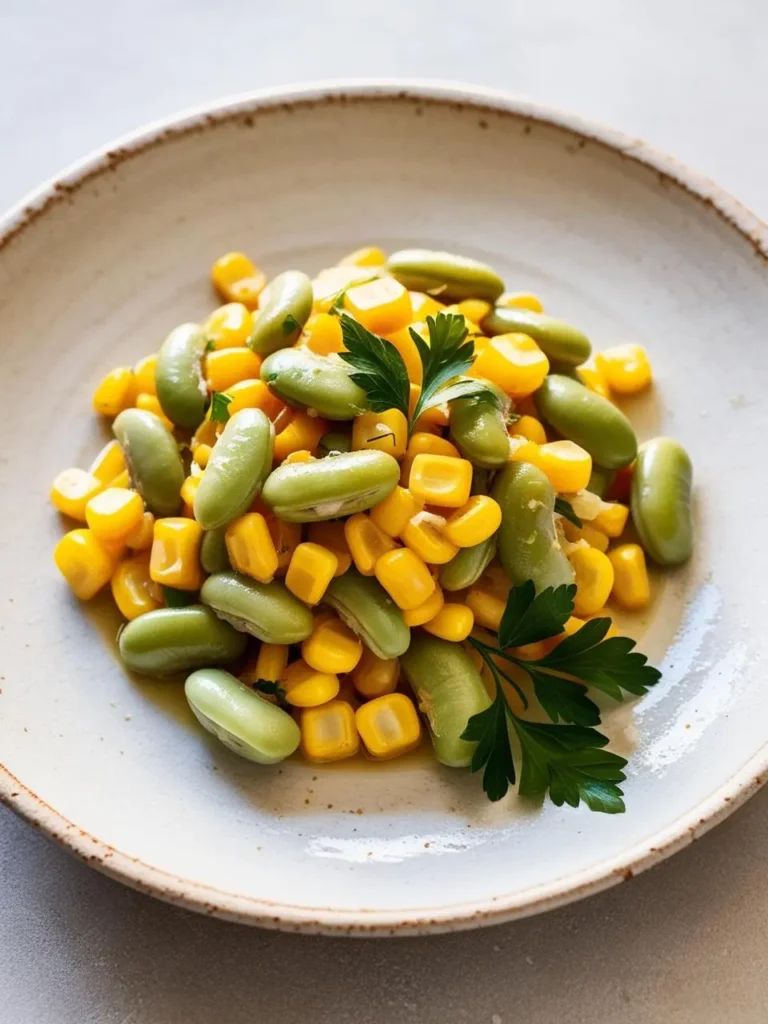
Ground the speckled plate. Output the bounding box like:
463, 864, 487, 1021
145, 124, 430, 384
1, 81, 765, 935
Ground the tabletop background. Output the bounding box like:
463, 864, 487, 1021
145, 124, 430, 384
3, 1, 767, 1021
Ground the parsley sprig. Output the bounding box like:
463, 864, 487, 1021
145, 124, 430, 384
462, 580, 660, 813
252, 679, 289, 706
209, 391, 233, 424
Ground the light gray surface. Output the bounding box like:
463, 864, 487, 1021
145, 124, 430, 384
2, 1, 767, 1021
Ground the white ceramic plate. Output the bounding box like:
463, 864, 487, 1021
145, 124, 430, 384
1, 81, 766, 935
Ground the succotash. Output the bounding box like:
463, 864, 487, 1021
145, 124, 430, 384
50, 245, 693, 814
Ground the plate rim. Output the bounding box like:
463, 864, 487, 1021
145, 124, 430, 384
2, 78, 766, 935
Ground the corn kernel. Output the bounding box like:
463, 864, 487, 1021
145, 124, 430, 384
85, 486, 144, 542
283, 449, 315, 465
352, 409, 408, 459
50, 468, 104, 521
408, 382, 450, 432
578, 361, 611, 400
534, 441, 592, 494
302, 614, 363, 674
410, 433, 460, 460
356, 693, 421, 760
211, 253, 266, 309
510, 636, 561, 660
180, 475, 201, 508
273, 410, 328, 461
408, 454, 473, 508
191, 444, 212, 470
111, 553, 162, 620
92, 367, 136, 418
281, 659, 339, 707
457, 299, 492, 324
466, 586, 505, 630
352, 650, 399, 699
608, 543, 651, 610
569, 546, 614, 616
593, 502, 630, 538
301, 700, 360, 763
255, 643, 290, 682
109, 469, 131, 489
133, 353, 158, 395
443, 496, 502, 548
423, 603, 474, 642
222, 379, 284, 422
54, 529, 116, 599
312, 266, 375, 312
497, 291, 544, 313
338, 246, 387, 268
225, 513, 278, 582
402, 583, 445, 627
124, 511, 155, 551
285, 542, 338, 605
510, 415, 547, 445
596, 344, 652, 394
206, 348, 262, 392
88, 440, 127, 485
307, 521, 351, 576
266, 516, 302, 573
344, 513, 397, 575
409, 292, 445, 321
136, 392, 174, 432
470, 333, 549, 398
402, 516, 458, 565
562, 519, 610, 553
343, 277, 413, 335
150, 517, 203, 590
203, 302, 254, 349
374, 547, 435, 610
301, 313, 344, 355
369, 486, 424, 538
385, 324, 424, 383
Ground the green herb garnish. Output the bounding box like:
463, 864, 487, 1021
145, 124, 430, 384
554, 497, 583, 528
209, 391, 233, 424
252, 679, 288, 705
281, 313, 301, 335
204, 338, 217, 353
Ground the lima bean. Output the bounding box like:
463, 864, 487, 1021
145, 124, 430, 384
318, 430, 352, 456
449, 381, 511, 469
387, 249, 505, 302
631, 437, 693, 565
493, 461, 574, 591
201, 571, 314, 643
248, 271, 313, 355
261, 348, 367, 420
482, 307, 591, 366
324, 569, 410, 659
185, 668, 300, 764
118, 605, 247, 675
155, 323, 208, 429
400, 634, 491, 768
113, 408, 184, 517
193, 408, 274, 530
200, 528, 231, 574
535, 374, 637, 469
262, 449, 399, 522
439, 535, 497, 591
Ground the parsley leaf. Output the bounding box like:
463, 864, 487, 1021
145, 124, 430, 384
163, 586, 196, 608
554, 497, 582, 528
498, 580, 576, 649
204, 338, 217, 353
338, 314, 410, 418
282, 313, 301, 336
209, 391, 233, 424
463, 688, 516, 801
409, 314, 491, 425
252, 679, 288, 705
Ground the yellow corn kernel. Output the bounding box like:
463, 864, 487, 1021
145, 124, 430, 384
593, 502, 630, 538
401, 516, 458, 565
385, 323, 424, 384
301, 313, 344, 355
110, 553, 162, 620
352, 409, 408, 459
497, 291, 544, 313
191, 418, 219, 453
408, 454, 473, 508
569, 546, 614, 617
423, 603, 474, 642
149, 517, 203, 590
403, 583, 445, 627
479, 565, 513, 599
356, 693, 421, 760
301, 700, 360, 763
409, 292, 445, 321
338, 245, 387, 268
256, 643, 290, 682
135, 392, 174, 432
578, 361, 611, 400
608, 543, 651, 610
466, 586, 505, 631
54, 529, 116, 599
470, 334, 549, 398
562, 519, 610, 553
88, 440, 127, 485
50, 468, 103, 521
344, 513, 397, 576
507, 436, 539, 464
456, 299, 492, 324
374, 547, 435, 610
510, 415, 547, 445
266, 516, 302, 573
93, 367, 136, 417
596, 344, 652, 395
312, 266, 375, 312
408, 382, 450, 433
302, 614, 363, 674
352, 650, 399, 700
281, 659, 339, 708
369, 486, 424, 538
535, 440, 592, 494
409, 432, 460, 460
283, 449, 315, 465
203, 302, 254, 349
85, 486, 144, 543
222, 379, 284, 422
192, 444, 212, 470
225, 513, 278, 583
206, 348, 262, 392
125, 511, 155, 551
179, 475, 201, 509
109, 470, 131, 490
273, 410, 328, 461
133, 354, 158, 395
211, 253, 265, 309
343, 277, 413, 335
307, 521, 351, 576
285, 542, 338, 605
443, 496, 502, 548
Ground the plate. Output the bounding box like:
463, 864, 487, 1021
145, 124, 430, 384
1, 81, 766, 935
